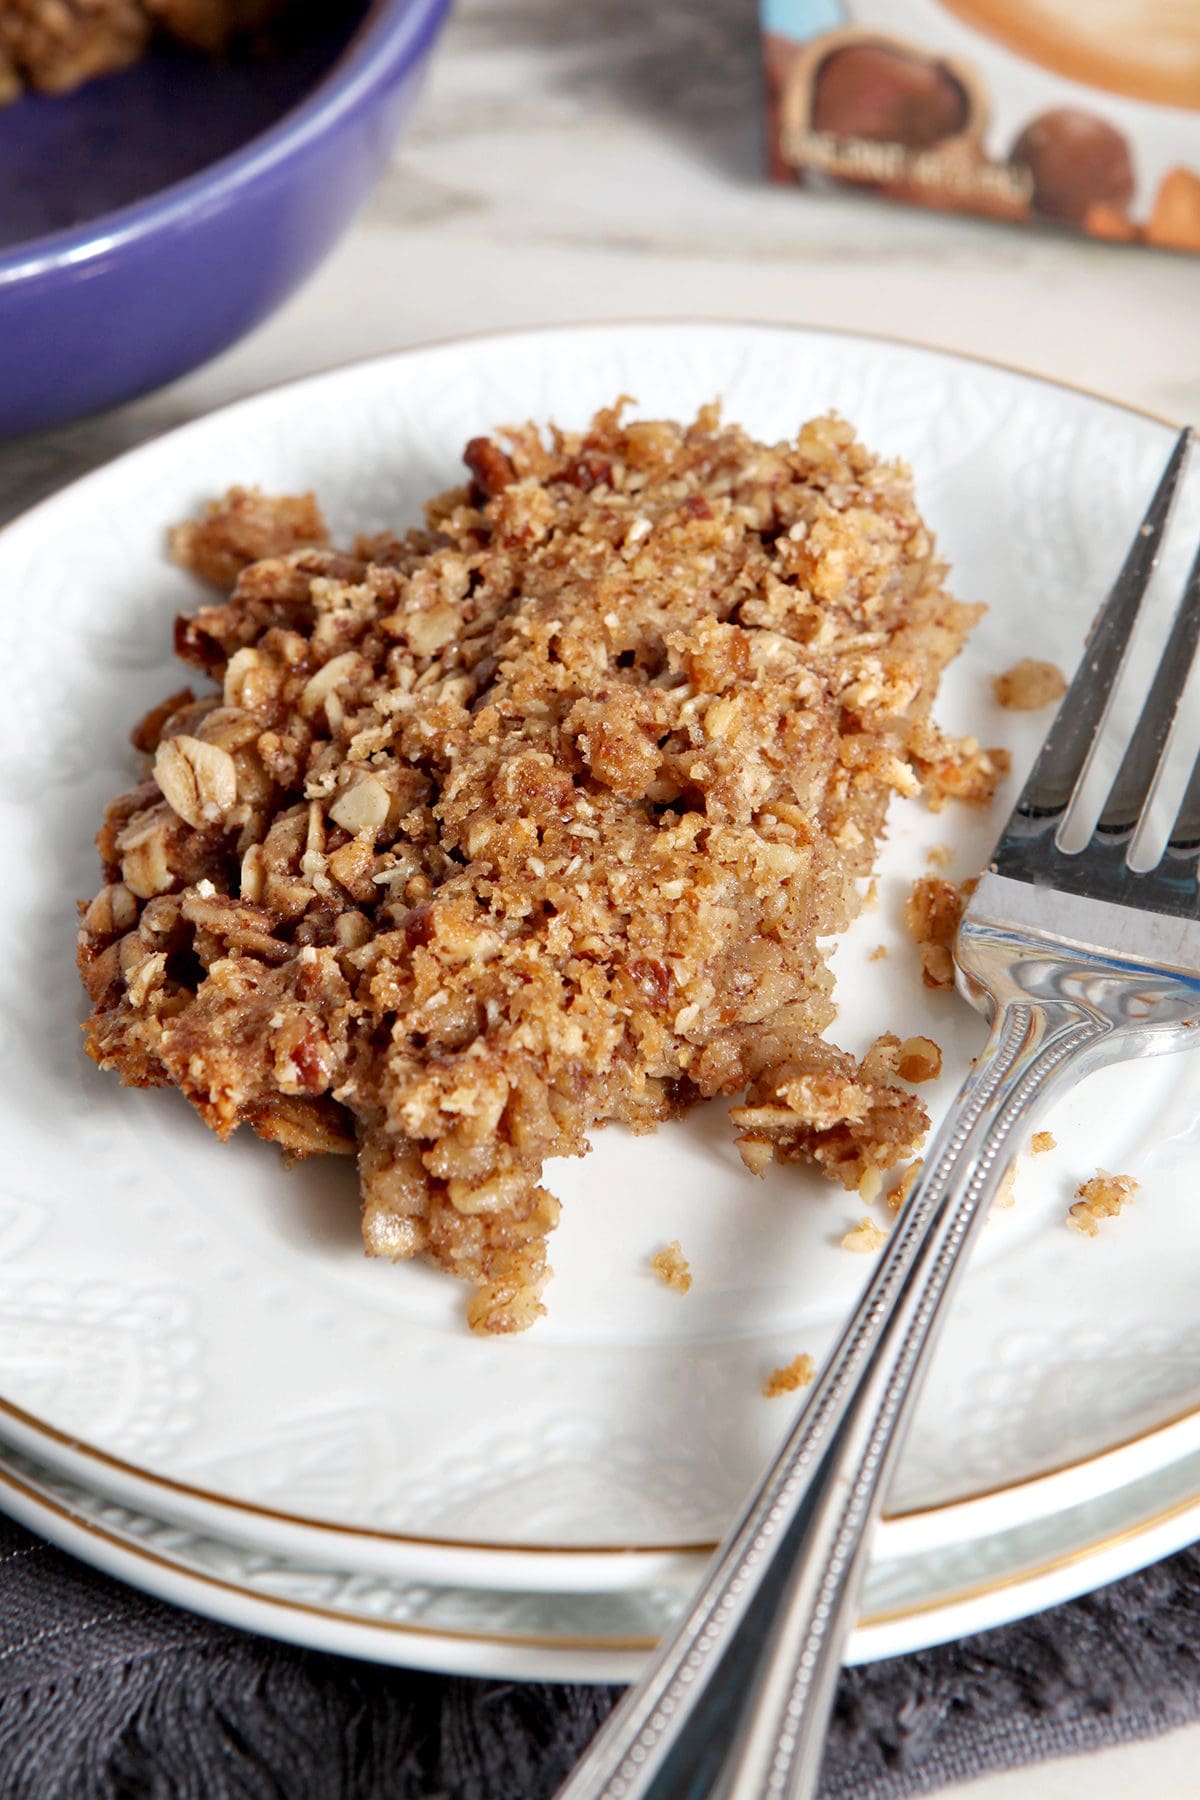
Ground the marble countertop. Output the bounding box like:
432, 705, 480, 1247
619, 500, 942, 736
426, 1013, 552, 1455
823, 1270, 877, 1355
4, 2, 1199, 1793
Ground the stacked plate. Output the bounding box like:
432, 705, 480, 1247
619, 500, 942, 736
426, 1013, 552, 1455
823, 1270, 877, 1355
2, 323, 1199, 1681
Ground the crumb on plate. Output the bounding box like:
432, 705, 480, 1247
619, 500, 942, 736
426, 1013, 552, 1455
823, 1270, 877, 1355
1067, 1169, 1139, 1236
650, 1240, 693, 1293
762, 1352, 815, 1398
841, 1215, 888, 1253
993, 658, 1067, 711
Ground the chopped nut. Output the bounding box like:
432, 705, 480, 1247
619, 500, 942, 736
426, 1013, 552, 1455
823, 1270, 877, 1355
299, 652, 368, 721
896, 1035, 942, 1083
736, 1135, 775, 1177
919, 943, 955, 989
83, 883, 139, 939
404, 604, 460, 656
463, 435, 516, 497
888, 1158, 923, 1213
858, 1164, 883, 1203
240, 843, 266, 903
329, 772, 390, 836
650, 1241, 693, 1293
335, 910, 372, 950
762, 1352, 815, 1398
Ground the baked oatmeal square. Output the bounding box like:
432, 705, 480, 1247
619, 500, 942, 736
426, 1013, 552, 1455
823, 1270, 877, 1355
78, 404, 993, 1330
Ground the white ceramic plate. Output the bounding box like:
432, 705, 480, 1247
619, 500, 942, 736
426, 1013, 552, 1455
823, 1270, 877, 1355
2, 323, 1200, 1633
6, 1423, 1200, 1681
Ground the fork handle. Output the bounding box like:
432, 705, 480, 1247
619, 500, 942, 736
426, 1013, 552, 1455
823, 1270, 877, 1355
558, 997, 1114, 1800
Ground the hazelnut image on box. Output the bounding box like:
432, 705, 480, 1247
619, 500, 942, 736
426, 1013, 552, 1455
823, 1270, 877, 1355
812, 42, 970, 147
1010, 108, 1135, 224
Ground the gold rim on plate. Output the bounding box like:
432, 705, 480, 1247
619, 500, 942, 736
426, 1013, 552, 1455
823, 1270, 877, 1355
5, 1447, 1200, 1656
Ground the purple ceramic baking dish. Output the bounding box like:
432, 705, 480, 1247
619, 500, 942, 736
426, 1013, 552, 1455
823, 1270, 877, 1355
0, 0, 450, 439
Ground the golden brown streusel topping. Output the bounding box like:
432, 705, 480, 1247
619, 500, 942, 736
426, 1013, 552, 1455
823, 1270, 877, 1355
762, 1352, 815, 1398
168, 486, 327, 590
650, 1240, 693, 1294
993, 658, 1067, 712
1067, 1170, 1139, 1236
78, 404, 982, 1331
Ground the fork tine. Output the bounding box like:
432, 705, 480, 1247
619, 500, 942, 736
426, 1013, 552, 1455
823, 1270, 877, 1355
1167, 738, 1200, 857
1098, 532, 1200, 842
1014, 427, 1192, 825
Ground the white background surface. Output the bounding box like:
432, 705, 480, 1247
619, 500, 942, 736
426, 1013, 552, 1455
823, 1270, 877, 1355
4, 1, 1199, 1792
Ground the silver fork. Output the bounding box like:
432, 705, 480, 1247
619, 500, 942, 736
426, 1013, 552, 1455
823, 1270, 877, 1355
559, 426, 1200, 1800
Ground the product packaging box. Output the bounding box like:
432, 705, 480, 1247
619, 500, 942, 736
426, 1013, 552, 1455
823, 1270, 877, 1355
762, 0, 1200, 250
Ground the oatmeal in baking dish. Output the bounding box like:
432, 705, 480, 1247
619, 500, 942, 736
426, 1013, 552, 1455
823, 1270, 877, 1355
77, 403, 998, 1331
1, 0, 295, 101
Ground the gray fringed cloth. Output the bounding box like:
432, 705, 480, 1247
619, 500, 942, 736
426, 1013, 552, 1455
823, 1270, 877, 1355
4, 1511, 1200, 1798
